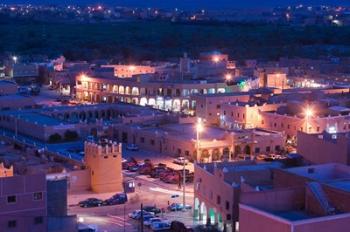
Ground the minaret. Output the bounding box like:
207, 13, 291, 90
84, 140, 123, 193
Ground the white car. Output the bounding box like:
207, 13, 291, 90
151, 221, 171, 231
128, 210, 154, 220
126, 144, 139, 151
173, 157, 189, 165
144, 218, 166, 227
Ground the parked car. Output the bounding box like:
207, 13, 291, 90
128, 164, 140, 172
126, 144, 139, 151
122, 157, 138, 170
138, 163, 154, 175
139, 214, 155, 222
168, 203, 192, 211
256, 154, 268, 161
173, 157, 189, 165
151, 221, 171, 231
79, 198, 104, 208
143, 206, 161, 214
104, 193, 128, 205
144, 217, 166, 227
128, 210, 154, 220
149, 165, 168, 178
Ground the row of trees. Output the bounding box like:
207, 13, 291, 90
48, 130, 78, 143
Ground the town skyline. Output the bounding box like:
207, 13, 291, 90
2, 0, 349, 9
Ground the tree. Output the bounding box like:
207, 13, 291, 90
48, 133, 62, 143
64, 130, 78, 141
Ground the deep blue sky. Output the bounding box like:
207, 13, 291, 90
2, 0, 349, 9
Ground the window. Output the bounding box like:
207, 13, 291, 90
7, 195, 16, 204
140, 137, 145, 143
34, 217, 43, 225
226, 214, 231, 220
150, 140, 155, 145
33, 192, 43, 201
225, 201, 230, 210
8, 220, 16, 228
217, 195, 221, 205
266, 146, 271, 152
255, 147, 260, 153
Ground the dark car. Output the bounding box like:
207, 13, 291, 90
128, 164, 140, 172
143, 205, 161, 214
138, 163, 154, 175
79, 198, 104, 208
104, 193, 128, 205
149, 166, 167, 178
122, 157, 138, 170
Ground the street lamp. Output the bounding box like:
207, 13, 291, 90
304, 107, 313, 133
196, 118, 204, 161
225, 73, 232, 82
182, 118, 204, 212
212, 55, 220, 63
12, 56, 18, 64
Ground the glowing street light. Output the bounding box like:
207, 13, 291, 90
195, 118, 204, 161
305, 108, 313, 118
225, 73, 232, 81
304, 106, 314, 133
12, 56, 18, 64
212, 55, 220, 63
183, 118, 204, 212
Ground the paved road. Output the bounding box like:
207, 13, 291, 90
69, 169, 196, 232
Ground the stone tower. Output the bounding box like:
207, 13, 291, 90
84, 140, 123, 193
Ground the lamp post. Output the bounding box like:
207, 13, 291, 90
196, 118, 204, 162
12, 56, 18, 64
305, 107, 313, 133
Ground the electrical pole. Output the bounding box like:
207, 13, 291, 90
140, 203, 144, 232
183, 160, 186, 211
123, 204, 126, 232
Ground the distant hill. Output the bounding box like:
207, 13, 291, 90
1, 0, 349, 10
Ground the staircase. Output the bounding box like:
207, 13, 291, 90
307, 182, 336, 215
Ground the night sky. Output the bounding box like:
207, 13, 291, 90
2, 0, 349, 9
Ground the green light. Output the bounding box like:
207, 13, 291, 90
238, 81, 247, 90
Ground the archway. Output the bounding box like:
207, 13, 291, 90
223, 147, 230, 160
79, 112, 86, 121
234, 145, 241, 156
118, 86, 125, 95
131, 87, 139, 96
212, 148, 220, 161
217, 213, 224, 231
209, 208, 216, 225
244, 145, 251, 155
200, 202, 207, 225
148, 98, 156, 106
125, 86, 131, 95
194, 198, 200, 220
201, 149, 210, 162
140, 97, 148, 106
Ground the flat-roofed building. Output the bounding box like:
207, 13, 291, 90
297, 131, 350, 165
